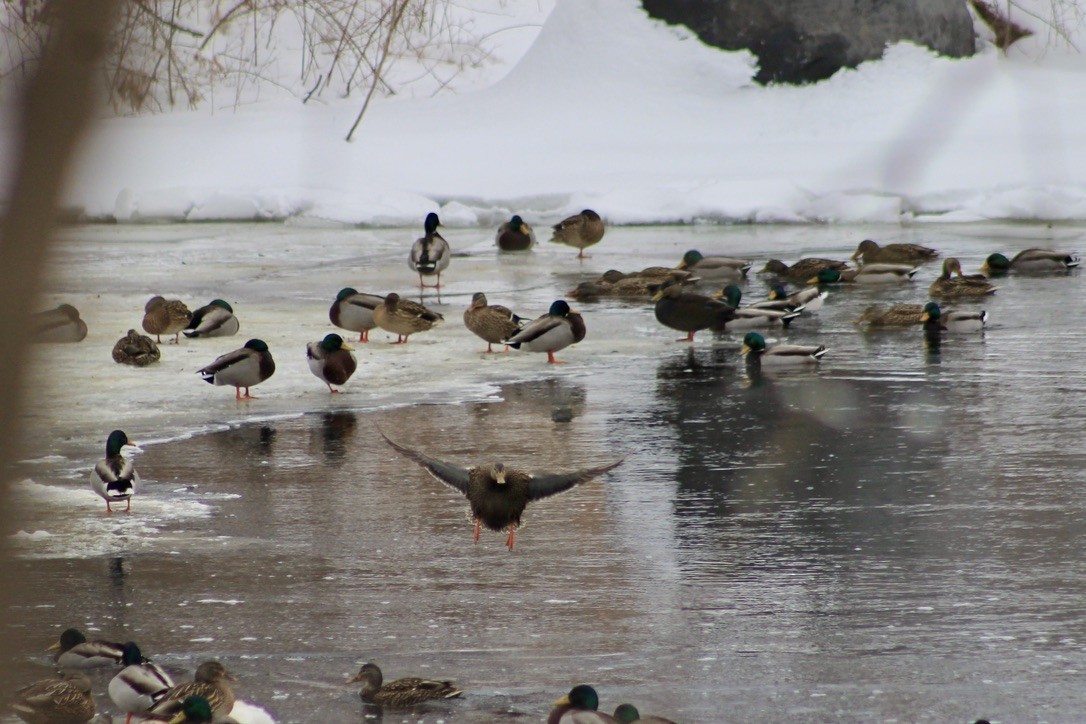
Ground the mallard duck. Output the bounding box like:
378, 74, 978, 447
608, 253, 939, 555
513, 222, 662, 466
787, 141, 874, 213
930, 258, 998, 298
147, 661, 237, 721
10, 672, 95, 724
91, 430, 139, 513
345, 662, 463, 707
711, 285, 801, 331
762, 258, 849, 283
613, 704, 678, 724
651, 280, 736, 343
142, 296, 192, 344
550, 209, 605, 259
109, 642, 175, 724
675, 250, 751, 281
184, 300, 239, 338
980, 249, 1081, 275
920, 301, 987, 331
464, 292, 523, 353
372, 293, 444, 344
810, 264, 918, 285
329, 288, 384, 343
112, 329, 161, 366
740, 331, 827, 365
505, 300, 585, 364
754, 284, 827, 313
854, 304, 924, 327
409, 212, 450, 288
595, 267, 694, 284
165, 695, 239, 723
306, 333, 357, 393
851, 239, 939, 265
30, 304, 87, 343
196, 339, 276, 400
382, 434, 621, 549
568, 276, 672, 299
548, 685, 616, 724
48, 627, 125, 668
495, 215, 536, 251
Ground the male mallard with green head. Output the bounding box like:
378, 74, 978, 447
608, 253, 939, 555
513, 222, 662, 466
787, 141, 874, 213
711, 285, 801, 331
165, 695, 238, 723
381, 434, 622, 550
142, 295, 192, 344
651, 280, 736, 343
757, 284, 827, 313
329, 288, 384, 343
496, 214, 536, 251
372, 293, 444, 344
464, 292, 523, 353
146, 661, 237, 721
30, 304, 88, 343
851, 239, 939, 265
346, 662, 462, 707
981, 249, 1080, 275
10, 672, 95, 724
548, 685, 616, 724
930, 258, 997, 298
409, 212, 450, 288
306, 333, 357, 393
505, 300, 585, 364
550, 209, 605, 259
196, 339, 276, 400
740, 331, 827, 365
91, 430, 140, 513
48, 627, 125, 668
920, 301, 987, 331
613, 703, 679, 723
109, 642, 175, 724
676, 249, 751, 282
762, 258, 848, 283
184, 300, 239, 338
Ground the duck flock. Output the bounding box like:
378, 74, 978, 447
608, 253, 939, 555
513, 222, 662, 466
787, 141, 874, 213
18, 210, 1083, 724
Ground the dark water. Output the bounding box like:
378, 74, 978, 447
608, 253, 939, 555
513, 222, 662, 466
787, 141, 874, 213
7, 223, 1086, 722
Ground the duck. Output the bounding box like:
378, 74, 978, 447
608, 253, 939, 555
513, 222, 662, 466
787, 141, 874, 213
381, 434, 621, 550
920, 301, 988, 332
10, 672, 95, 724
91, 430, 139, 513
345, 662, 463, 707
550, 209, 605, 259
47, 627, 125, 668
762, 258, 849, 283
30, 304, 87, 343
111, 329, 161, 366
755, 284, 827, 314
142, 295, 193, 344
163, 695, 239, 723
851, 238, 939, 265
306, 333, 357, 393
613, 704, 679, 724
329, 288, 384, 343
740, 331, 827, 365
196, 339, 276, 400
675, 250, 751, 281
108, 641, 175, 724
651, 280, 736, 343
809, 264, 918, 285
505, 300, 585, 364
184, 300, 239, 338
568, 275, 673, 300
594, 267, 695, 285
711, 285, 801, 331
495, 214, 536, 251
548, 685, 616, 724
372, 293, 444, 344
980, 249, 1081, 275
464, 292, 523, 353
929, 258, 998, 298
409, 212, 450, 288
854, 304, 924, 327
146, 661, 237, 721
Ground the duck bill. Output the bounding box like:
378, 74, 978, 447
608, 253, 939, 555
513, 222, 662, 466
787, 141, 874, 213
675, 261, 688, 270
739, 345, 752, 356
650, 289, 665, 302
710, 290, 724, 299
553, 694, 572, 707
345, 674, 363, 684
341, 343, 355, 351
806, 275, 820, 285
979, 261, 991, 273
919, 313, 931, 322
46, 640, 61, 652
169, 714, 187, 724
850, 250, 861, 262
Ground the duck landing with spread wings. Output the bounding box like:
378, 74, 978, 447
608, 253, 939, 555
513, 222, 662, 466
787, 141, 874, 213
381, 434, 622, 550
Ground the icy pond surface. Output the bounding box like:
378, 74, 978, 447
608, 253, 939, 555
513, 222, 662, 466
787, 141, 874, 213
7, 221, 1086, 722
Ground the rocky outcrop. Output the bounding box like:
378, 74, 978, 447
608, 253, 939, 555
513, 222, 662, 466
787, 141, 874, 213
642, 0, 976, 85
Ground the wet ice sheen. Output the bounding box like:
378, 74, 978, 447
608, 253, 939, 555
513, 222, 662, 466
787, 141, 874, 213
8, 222, 1086, 722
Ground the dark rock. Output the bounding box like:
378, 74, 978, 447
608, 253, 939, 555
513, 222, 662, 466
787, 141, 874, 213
642, 0, 976, 85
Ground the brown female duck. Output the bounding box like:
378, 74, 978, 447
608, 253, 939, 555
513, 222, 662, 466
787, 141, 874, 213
372, 293, 444, 344
463, 292, 523, 353
346, 662, 462, 707
929, 258, 998, 298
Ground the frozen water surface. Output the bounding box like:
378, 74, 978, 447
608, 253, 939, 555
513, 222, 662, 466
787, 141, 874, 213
7, 221, 1086, 722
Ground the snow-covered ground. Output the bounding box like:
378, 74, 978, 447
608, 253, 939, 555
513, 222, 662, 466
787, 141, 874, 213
4, 0, 1086, 225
